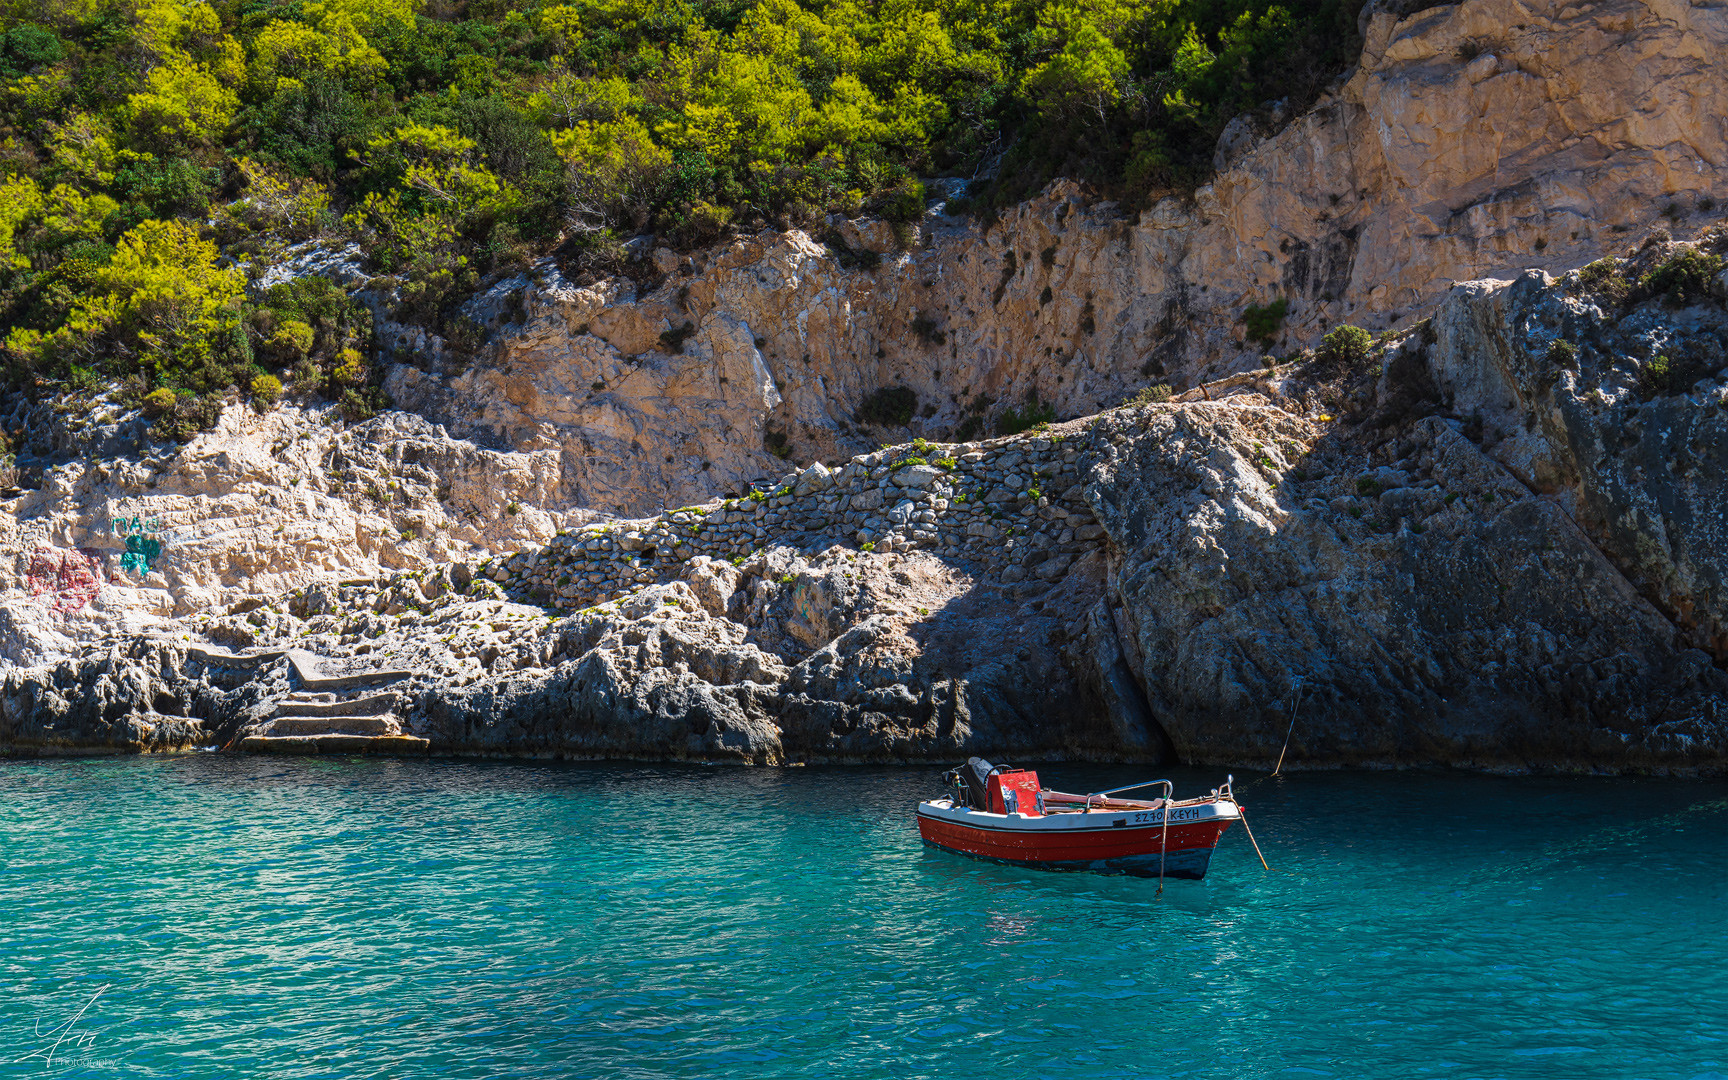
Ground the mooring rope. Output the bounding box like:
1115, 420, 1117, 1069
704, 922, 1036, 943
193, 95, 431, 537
1271, 677, 1307, 777
1238, 807, 1272, 872
1157, 800, 1170, 897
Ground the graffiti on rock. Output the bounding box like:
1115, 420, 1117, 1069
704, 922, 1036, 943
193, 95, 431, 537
110, 514, 166, 576
27, 547, 104, 614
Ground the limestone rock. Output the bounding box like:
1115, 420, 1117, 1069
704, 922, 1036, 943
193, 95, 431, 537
1080, 397, 1728, 771
0, 405, 580, 667
1421, 242, 1728, 657
380, 0, 1726, 516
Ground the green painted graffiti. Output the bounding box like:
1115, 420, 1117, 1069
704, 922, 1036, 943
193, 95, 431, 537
112, 514, 166, 575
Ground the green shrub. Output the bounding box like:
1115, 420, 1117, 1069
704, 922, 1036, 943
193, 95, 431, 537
858, 386, 917, 427
667, 201, 734, 248
1243, 297, 1289, 343
0, 25, 65, 78
151, 393, 225, 441
1641, 355, 1675, 396
250, 372, 284, 410
1126, 384, 1174, 406
1318, 325, 1374, 369
995, 394, 1056, 435
264, 321, 316, 363
1546, 339, 1577, 368
141, 388, 178, 418
1577, 258, 1630, 303
880, 178, 926, 223
338, 386, 388, 422
1639, 250, 1725, 306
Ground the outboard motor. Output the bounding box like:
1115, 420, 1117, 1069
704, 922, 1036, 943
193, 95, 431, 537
942, 757, 1005, 810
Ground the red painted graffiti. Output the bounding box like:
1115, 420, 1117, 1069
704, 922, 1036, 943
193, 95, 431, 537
26, 547, 104, 614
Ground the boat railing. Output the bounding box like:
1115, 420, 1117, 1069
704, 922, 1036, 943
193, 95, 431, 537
1079, 779, 1174, 813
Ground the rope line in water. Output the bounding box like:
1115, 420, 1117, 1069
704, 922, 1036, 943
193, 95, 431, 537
1238, 807, 1272, 872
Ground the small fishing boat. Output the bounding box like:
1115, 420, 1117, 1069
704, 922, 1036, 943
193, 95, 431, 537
917, 759, 1261, 882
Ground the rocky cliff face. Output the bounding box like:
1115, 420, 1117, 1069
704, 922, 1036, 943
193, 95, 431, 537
9, 233, 1726, 772
5, 1, 1727, 772
384, 0, 1728, 517
1087, 407, 1726, 770
1425, 243, 1728, 658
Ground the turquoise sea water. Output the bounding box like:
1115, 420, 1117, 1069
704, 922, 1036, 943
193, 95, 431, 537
1, 757, 1724, 1079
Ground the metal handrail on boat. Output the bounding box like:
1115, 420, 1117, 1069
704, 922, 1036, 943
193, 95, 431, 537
1078, 779, 1175, 812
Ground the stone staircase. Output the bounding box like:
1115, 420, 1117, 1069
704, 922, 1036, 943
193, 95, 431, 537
187, 644, 429, 755
240, 687, 428, 755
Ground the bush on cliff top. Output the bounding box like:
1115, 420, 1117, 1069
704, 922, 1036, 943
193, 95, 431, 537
1639, 250, 1725, 307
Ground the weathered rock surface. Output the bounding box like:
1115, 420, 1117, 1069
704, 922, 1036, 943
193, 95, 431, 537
0, 405, 582, 666
1083, 405, 1727, 770
0, 640, 271, 756
1423, 242, 1728, 657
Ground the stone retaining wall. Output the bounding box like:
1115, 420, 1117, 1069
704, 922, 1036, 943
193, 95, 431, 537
486, 431, 1108, 610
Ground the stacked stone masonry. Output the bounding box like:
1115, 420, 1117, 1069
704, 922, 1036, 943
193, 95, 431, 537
487, 435, 1104, 612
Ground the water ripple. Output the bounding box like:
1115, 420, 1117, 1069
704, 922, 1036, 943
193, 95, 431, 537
1, 758, 1723, 1079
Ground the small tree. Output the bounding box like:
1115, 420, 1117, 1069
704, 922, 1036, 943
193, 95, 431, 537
1318, 325, 1373, 369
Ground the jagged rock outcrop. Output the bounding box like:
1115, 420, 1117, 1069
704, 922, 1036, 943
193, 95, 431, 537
1082, 405, 1728, 770
1424, 240, 1728, 656
196, 549, 1129, 763
1, 641, 218, 755
385, 0, 1728, 516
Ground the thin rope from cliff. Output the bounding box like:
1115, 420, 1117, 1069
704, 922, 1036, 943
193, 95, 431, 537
1272, 677, 1306, 777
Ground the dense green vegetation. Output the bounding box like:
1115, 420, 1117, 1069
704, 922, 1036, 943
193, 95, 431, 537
0, 0, 1360, 432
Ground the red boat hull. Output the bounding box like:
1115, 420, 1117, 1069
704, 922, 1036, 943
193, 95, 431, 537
917, 812, 1234, 878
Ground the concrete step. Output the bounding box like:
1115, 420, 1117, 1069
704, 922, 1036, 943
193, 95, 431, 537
238, 734, 430, 755
274, 693, 399, 718
286, 649, 414, 691
187, 645, 289, 669
267, 714, 399, 737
